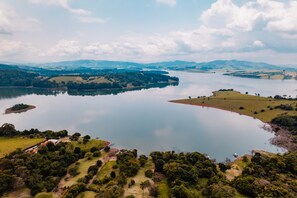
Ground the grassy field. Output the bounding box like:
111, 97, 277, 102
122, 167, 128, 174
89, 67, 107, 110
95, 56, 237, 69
95, 160, 117, 180
171, 91, 297, 122
158, 181, 170, 198
76, 191, 97, 198
34, 192, 56, 198
63, 154, 103, 188
66, 139, 107, 152
123, 159, 155, 198
49, 76, 111, 84
0, 137, 44, 158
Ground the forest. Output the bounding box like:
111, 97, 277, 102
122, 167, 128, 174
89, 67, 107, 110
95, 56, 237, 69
0, 69, 178, 91
0, 123, 296, 197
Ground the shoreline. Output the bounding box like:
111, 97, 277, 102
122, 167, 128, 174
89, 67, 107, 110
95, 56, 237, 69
169, 100, 296, 152
5, 105, 36, 114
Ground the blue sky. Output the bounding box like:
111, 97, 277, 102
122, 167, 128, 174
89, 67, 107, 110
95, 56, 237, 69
0, 0, 297, 64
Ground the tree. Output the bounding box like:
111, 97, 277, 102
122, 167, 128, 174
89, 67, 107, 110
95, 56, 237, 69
83, 135, 91, 144
0, 123, 18, 136
0, 174, 14, 195
110, 171, 116, 178
70, 132, 81, 141
155, 159, 165, 172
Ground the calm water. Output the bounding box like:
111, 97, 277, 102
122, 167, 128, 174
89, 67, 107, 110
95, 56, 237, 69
1, 71, 295, 161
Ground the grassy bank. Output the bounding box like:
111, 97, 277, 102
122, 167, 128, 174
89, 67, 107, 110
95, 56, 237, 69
171, 91, 297, 123
0, 137, 44, 158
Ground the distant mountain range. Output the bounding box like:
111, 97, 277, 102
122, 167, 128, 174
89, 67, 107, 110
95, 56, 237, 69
1, 59, 296, 73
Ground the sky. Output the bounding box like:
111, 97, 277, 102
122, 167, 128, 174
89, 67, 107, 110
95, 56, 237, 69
0, 0, 297, 64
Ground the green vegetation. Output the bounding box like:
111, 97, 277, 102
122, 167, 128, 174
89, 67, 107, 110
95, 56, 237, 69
5, 103, 35, 114
76, 191, 97, 198
171, 90, 297, 151
66, 139, 106, 153
0, 124, 296, 197
63, 156, 102, 188
171, 91, 297, 123
0, 137, 44, 158
11, 104, 29, 111
0, 69, 179, 92
95, 161, 117, 181
225, 70, 297, 80
232, 151, 297, 197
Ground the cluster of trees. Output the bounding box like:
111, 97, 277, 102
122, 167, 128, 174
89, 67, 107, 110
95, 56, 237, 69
0, 142, 82, 196
0, 69, 179, 91
272, 116, 297, 140
0, 123, 68, 139
116, 149, 140, 177
232, 152, 297, 197
218, 89, 234, 92
274, 95, 297, 100
149, 151, 297, 197
10, 103, 30, 111
0, 70, 58, 88
275, 104, 295, 111
150, 151, 224, 197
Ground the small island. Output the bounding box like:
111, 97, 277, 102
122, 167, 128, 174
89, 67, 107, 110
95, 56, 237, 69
5, 103, 36, 114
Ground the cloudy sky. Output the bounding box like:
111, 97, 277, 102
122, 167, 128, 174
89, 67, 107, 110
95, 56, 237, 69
0, 0, 297, 64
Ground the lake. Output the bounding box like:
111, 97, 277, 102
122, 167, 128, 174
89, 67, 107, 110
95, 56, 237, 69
1, 71, 295, 161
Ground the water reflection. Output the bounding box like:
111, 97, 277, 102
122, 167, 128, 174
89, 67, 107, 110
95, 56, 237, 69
0, 72, 293, 161
0, 83, 178, 99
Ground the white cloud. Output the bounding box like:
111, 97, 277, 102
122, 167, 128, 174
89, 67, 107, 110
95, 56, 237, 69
30, 0, 105, 24
0, 3, 40, 35
48, 40, 81, 57
8, 0, 297, 64
0, 40, 31, 57
156, 0, 176, 7
253, 40, 264, 48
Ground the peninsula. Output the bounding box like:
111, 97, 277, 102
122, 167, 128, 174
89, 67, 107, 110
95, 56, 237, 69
170, 90, 297, 151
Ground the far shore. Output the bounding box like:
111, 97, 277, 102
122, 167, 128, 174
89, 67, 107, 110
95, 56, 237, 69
5, 105, 36, 114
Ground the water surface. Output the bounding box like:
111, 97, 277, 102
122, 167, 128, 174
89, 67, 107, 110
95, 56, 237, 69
1, 71, 295, 161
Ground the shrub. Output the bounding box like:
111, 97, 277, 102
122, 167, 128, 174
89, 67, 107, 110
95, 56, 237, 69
145, 169, 154, 178
93, 151, 101, 157
90, 147, 99, 153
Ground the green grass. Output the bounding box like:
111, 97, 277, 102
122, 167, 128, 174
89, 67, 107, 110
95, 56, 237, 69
34, 192, 56, 198
49, 76, 110, 84
158, 181, 170, 198
171, 91, 297, 122
0, 137, 44, 158
76, 191, 97, 198
63, 156, 102, 187
123, 159, 155, 198
95, 161, 117, 180
66, 139, 106, 152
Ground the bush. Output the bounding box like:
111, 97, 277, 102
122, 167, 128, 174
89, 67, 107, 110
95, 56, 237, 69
90, 147, 99, 153
96, 160, 103, 167
145, 169, 153, 178
68, 166, 79, 177
110, 171, 116, 178
93, 151, 101, 157
84, 152, 93, 160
